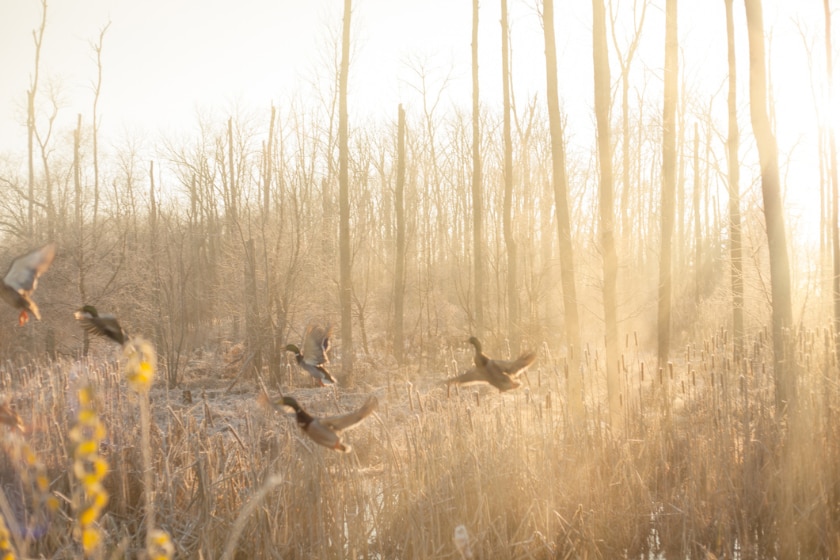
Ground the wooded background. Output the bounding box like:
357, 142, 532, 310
0, 0, 836, 420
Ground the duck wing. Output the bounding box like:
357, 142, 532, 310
446, 367, 490, 387
319, 395, 378, 432
3, 243, 56, 295
75, 310, 128, 345
490, 352, 536, 377
302, 324, 332, 366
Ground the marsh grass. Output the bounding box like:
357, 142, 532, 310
1, 325, 839, 558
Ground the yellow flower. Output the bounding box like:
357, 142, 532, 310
148, 529, 174, 560
0, 514, 14, 560
75, 440, 98, 457
71, 384, 110, 556
123, 337, 157, 392
81, 527, 101, 553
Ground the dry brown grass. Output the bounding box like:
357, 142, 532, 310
1, 326, 839, 558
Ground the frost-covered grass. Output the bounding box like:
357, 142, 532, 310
1, 326, 838, 558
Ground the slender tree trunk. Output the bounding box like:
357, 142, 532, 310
264, 105, 276, 217
149, 161, 157, 252
74, 114, 89, 356
744, 0, 794, 412
725, 0, 744, 364
693, 123, 701, 306
245, 238, 261, 378
501, 0, 519, 352
28, 1, 47, 238
824, 0, 840, 363
471, 0, 485, 334
92, 22, 110, 229
394, 104, 406, 363
658, 0, 678, 381
676, 78, 687, 272
592, 0, 621, 430
227, 117, 238, 233
543, 0, 583, 422
607, 0, 648, 247
339, 0, 354, 379
27, 88, 35, 238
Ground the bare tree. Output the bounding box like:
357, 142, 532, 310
658, 0, 678, 379
693, 123, 701, 306
91, 21, 111, 228
724, 0, 744, 363
501, 0, 519, 351
609, 0, 648, 244
226, 117, 238, 233
471, 0, 485, 334
543, 0, 583, 422
263, 105, 276, 218
339, 0, 354, 379
592, 0, 621, 429
34, 83, 59, 240
27, 0, 47, 239
73, 114, 90, 354
394, 105, 407, 363
744, 0, 794, 411
824, 0, 840, 363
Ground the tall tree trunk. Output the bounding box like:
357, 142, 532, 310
263, 105, 276, 217
149, 161, 157, 254
658, 0, 678, 382
74, 115, 89, 356
746, 7, 797, 557
227, 117, 238, 234
501, 0, 519, 352
543, 0, 583, 422
592, 0, 621, 430
28, 1, 47, 238
471, 0, 485, 334
610, 0, 647, 246
245, 238, 261, 378
725, 0, 744, 364
394, 104, 407, 364
825, 0, 840, 364
339, 0, 354, 380
92, 22, 110, 229
693, 123, 701, 306
744, 0, 794, 412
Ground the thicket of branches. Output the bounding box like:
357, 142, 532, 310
0, 0, 831, 401
0, 89, 779, 370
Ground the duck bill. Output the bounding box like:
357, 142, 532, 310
18, 310, 29, 326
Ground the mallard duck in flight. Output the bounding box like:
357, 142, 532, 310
1, 243, 56, 326
261, 393, 378, 453
447, 336, 536, 392
74, 305, 129, 345
286, 324, 336, 386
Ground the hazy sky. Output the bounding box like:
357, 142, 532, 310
0, 0, 833, 243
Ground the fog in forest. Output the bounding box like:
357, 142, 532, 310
0, 1, 839, 558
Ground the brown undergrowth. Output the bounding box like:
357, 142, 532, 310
1, 326, 839, 558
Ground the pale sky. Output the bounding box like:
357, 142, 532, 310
0, 0, 834, 244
